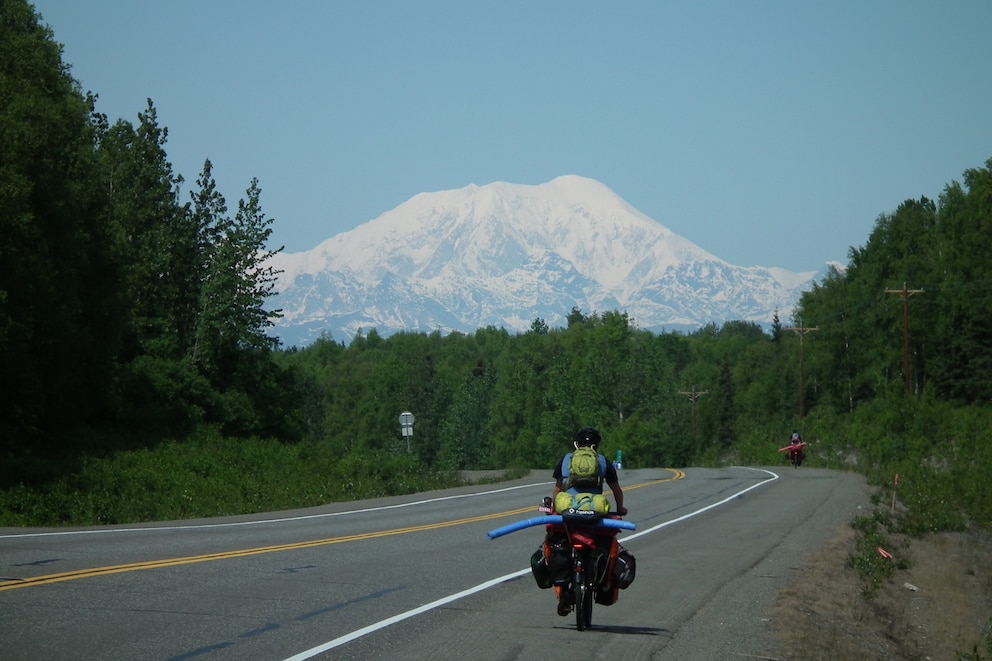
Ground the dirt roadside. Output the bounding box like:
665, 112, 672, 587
773, 525, 992, 660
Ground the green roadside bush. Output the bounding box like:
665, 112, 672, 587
0, 428, 460, 527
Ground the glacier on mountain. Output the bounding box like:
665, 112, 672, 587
267, 175, 830, 347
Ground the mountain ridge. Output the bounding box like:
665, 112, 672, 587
267, 176, 830, 346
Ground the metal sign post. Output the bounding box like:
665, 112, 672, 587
399, 411, 415, 452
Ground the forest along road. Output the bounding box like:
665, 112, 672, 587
0, 466, 870, 661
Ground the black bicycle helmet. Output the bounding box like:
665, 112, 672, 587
574, 427, 602, 446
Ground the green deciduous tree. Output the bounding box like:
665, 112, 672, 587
928, 160, 992, 403
1, 1, 121, 472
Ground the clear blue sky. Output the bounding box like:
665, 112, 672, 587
34, 0, 992, 272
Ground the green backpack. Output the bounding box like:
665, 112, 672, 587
565, 446, 602, 490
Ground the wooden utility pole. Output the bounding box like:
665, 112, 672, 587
677, 386, 709, 442
785, 322, 818, 419
885, 283, 925, 394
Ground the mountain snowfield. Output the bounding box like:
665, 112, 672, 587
267, 175, 831, 347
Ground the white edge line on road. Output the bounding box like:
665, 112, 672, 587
281, 570, 532, 661
283, 467, 780, 660
0, 482, 552, 540
624, 466, 779, 542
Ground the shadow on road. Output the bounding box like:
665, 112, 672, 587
552, 624, 670, 637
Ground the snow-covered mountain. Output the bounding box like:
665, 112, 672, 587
267, 175, 830, 347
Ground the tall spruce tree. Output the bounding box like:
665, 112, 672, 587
199, 178, 281, 365
177, 159, 227, 360
231, 178, 283, 352
189, 159, 230, 368
98, 99, 187, 360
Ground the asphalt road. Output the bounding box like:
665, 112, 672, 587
0, 466, 871, 660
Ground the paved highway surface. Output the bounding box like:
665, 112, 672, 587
0, 466, 870, 660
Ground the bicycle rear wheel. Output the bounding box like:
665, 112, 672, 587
574, 581, 590, 631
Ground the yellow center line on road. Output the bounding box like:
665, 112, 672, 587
627, 469, 685, 489
0, 506, 534, 592
0, 470, 684, 593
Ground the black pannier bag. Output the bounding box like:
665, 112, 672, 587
613, 546, 636, 589
530, 547, 553, 589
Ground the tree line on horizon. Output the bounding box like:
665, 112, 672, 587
3, 1, 992, 533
